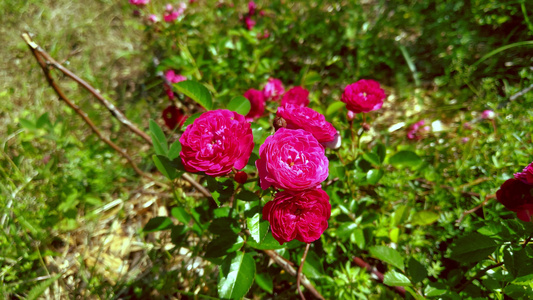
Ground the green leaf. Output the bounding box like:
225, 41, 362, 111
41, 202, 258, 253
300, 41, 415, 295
335, 222, 358, 239
26, 273, 61, 300
383, 270, 411, 287
246, 231, 301, 250
149, 119, 168, 156
168, 140, 182, 160
227, 96, 251, 116
449, 232, 498, 263
366, 169, 384, 185
369, 246, 405, 271
255, 272, 273, 294
424, 284, 447, 297
247, 213, 269, 243
175, 80, 213, 110
152, 155, 182, 180
171, 207, 202, 235
302, 71, 321, 86
326, 101, 346, 118
363, 152, 381, 166
218, 252, 256, 299
373, 143, 386, 164
236, 190, 260, 202
143, 217, 173, 232
171, 225, 187, 246
392, 205, 410, 226
36, 113, 51, 129
205, 235, 244, 258
407, 258, 427, 283
19, 118, 36, 130
411, 210, 440, 226
209, 217, 241, 235
389, 150, 422, 168
183, 112, 203, 127
298, 250, 325, 279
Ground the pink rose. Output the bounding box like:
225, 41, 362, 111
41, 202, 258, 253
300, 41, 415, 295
245, 16, 256, 30
256, 128, 329, 191
164, 70, 186, 99
243, 89, 265, 121
481, 110, 496, 120
263, 78, 285, 101
163, 3, 186, 22
407, 120, 430, 140
148, 14, 159, 23
180, 109, 254, 176
514, 162, 533, 185
281, 86, 310, 107
263, 189, 331, 244
276, 104, 337, 144
496, 178, 533, 222
248, 1, 257, 15
130, 0, 149, 6
341, 79, 386, 113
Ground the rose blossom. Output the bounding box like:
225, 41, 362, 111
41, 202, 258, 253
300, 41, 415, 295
496, 178, 533, 222
180, 109, 254, 176
481, 110, 496, 120
276, 104, 337, 144
263, 189, 331, 244
164, 70, 186, 99
243, 89, 265, 121
514, 162, 533, 185
341, 79, 386, 113
263, 78, 285, 101
164, 3, 186, 22
162, 105, 187, 130
148, 14, 159, 23
407, 120, 431, 140
256, 128, 329, 191
281, 86, 310, 107
130, 0, 149, 6
248, 1, 257, 15
245, 17, 256, 30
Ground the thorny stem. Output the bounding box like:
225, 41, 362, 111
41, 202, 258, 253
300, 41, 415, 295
297, 243, 311, 300
523, 235, 533, 249
456, 262, 504, 293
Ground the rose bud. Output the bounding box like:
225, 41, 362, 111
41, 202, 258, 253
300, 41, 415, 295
234, 171, 248, 184
273, 116, 287, 131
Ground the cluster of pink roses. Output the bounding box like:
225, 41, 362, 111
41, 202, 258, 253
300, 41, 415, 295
497, 161, 533, 222
129, 0, 188, 23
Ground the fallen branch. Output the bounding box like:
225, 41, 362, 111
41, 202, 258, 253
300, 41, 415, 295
264, 250, 324, 299
22, 32, 164, 187
353, 257, 406, 296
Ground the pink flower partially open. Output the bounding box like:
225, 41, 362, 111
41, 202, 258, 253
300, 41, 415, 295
341, 79, 386, 113
243, 89, 265, 121
281, 86, 310, 107
164, 70, 186, 100
180, 109, 254, 176
245, 16, 256, 30
163, 3, 186, 22
481, 110, 496, 120
263, 189, 331, 245
407, 120, 431, 140
263, 78, 285, 101
514, 162, 533, 185
276, 104, 337, 144
496, 178, 533, 222
256, 128, 328, 191
130, 0, 150, 6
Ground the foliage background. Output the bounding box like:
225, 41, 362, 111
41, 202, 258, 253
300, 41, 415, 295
1, 0, 533, 299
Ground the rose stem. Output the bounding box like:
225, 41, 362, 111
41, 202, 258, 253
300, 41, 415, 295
297, 243, 311, 300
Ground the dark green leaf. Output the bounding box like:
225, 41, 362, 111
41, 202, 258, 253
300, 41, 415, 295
383, 270, 411, 286
149, 119, 168, 156
236, 190, 260, 202
171, 225, 187, 246
389, 150, 422, 168
363, 152, 381, 166
205, 235, 244, 258
152, 155, 181, 180
218, 252, 256, 299
373, 143, 386, 163
209, 217, 241, 235
143, 217, 173, 232
424, 284, 447, 297
366, 169, 384, 185
369, 246, 405, 271
227, 96, 251, 116
183, 112, 203, 127
302, 71, 321, 86
255, 272, 273, 294
298, 250, 325, 279
407, 258, 427, 283
175, 80, 213, 110
246, 231, 288, 250
168, 140, 182, 161
449, 232, 498, 263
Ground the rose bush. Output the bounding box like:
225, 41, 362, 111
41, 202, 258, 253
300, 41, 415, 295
262, 189, 331, 244
256, 128, 328, 191
179, 109, 254, 176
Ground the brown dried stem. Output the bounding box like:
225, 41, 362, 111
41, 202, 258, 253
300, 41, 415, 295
22, 32, 163, 187
264, 249, 324, 299
297, 243, 311, 300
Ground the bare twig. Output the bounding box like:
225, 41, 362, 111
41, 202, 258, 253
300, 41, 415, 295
353, 257, 406, 296
263, 250, 324, 299
22, 33, 164, 187
510, 83, 533, 101
297, 243, 311, 300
